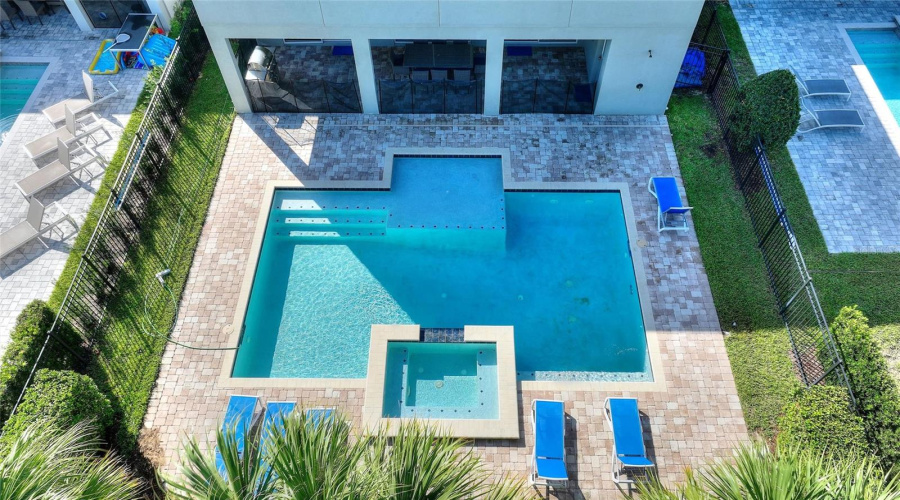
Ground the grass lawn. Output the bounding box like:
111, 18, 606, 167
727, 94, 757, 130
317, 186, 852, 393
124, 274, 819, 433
47, 54, 234, 454
666, 3, 900, 437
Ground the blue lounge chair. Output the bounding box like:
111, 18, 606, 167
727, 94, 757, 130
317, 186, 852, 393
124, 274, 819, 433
306, 407, 335, 427
530, 400, 568, 488
215, 395, 260, 476
649, 177, 693, 232
262, 401, 296, 446
604, 397, 654, 484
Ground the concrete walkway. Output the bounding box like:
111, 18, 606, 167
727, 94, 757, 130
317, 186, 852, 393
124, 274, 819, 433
732, 0, 900, 253
0, 10, 146, 352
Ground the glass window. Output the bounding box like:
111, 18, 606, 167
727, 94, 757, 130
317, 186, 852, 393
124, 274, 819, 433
80, 0, 149, 29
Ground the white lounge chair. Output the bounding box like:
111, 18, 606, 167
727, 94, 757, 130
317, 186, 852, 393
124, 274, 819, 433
23, 106, 103, 160
530, 399, 568, 488
790, 66, 851, 101
0, 198, 78, 260
604, 397, 654, 484
797, 98, 865, 133
43, 72, 119, 124
649, 177, 693, 232
16, 139, 107, 198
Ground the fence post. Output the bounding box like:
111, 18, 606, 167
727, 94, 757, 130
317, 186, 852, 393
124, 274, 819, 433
708, 49, 730, 95
701, 4, 718, 46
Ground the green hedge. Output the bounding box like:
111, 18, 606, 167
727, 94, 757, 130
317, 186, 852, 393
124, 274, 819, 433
0, 369, 112, 450
778, 385, 867, 454
833, 306, 900, 468
729, 69, 800, 150
0, 301, 86, 426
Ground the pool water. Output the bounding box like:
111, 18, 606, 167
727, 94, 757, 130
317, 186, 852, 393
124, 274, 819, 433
0, 64, 48, 147
233, 157, 650, 381
849, 30, 900, 125
382, 342, 499, 419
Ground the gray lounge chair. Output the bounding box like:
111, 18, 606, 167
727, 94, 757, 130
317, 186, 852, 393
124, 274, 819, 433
790, 66, 851, 100
23, 106, 103, 160
411, 70, 430, 81
16, 139, 107, 198
798, 99, 864, 133
430, 69, 448, 81
13, 0, 48, 25
0, 198, 78, 260
452, 69, 472, 81
43, 71, 119, 123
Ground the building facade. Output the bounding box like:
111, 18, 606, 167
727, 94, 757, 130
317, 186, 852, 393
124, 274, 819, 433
194, 0, 703, 116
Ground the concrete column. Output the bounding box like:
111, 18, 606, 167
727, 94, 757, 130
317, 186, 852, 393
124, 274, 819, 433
63, 0, 92, 32
483, 37, 504, 116
146, 0, 172, 31
208, 35, 252, 113
351, 38, 379, 114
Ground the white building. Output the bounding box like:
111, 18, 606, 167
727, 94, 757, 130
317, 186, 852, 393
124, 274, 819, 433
197, 0, 703, 116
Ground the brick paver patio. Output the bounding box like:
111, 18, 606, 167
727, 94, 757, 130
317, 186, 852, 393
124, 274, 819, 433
144, 112, 747, 498
732, 0, 900, 253
0, 10, 147, 353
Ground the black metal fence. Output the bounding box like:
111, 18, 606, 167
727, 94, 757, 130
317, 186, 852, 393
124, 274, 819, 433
680, 2, 853, 397
501, 80, 595, 114
5, 5, 230, 423
377, 79, 484, 114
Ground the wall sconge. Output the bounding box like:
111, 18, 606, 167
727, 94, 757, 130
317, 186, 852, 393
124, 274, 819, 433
648, 50, 653, 58
636, 83, 644, 91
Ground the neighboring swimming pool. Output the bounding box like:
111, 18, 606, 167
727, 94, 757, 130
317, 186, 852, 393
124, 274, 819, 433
232, 156, 651, 382
848, 29, 900, 125
0, 63, 48, 147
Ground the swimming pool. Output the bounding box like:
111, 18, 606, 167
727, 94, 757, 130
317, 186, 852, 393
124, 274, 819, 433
232, 156, 650, 382
848, 29, 900, 125
0, 63, 48, 147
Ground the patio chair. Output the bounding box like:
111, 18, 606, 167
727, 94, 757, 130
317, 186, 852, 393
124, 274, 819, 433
530, 399, 568, 488
0, 198, 78, 260
452, 69, 472, 81
430, 69, 448, 81
648, 176, 692, 232
215, 395, 261, 476
306, 407, 337, 427
261, 401, 295, 448
43, 71, 119, 124
16, 139, 107, 198
13, 0, 47, 25
604, 397, 654, 484
23, 106, 104, 160
411, 70, 430, 82
0, 3, 17, 29
790, 66, 851, 100
797, 98, 864, 133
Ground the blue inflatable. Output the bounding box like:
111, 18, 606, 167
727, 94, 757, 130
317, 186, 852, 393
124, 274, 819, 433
139, 34, 177, 68
674, 48, 706, 89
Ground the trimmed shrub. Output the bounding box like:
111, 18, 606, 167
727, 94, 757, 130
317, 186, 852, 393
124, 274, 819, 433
728, 69, 800, 150
779, 385, 867, 454
833, 306, 900, 468
0, 301, 86, 426
0, 369, 112, 450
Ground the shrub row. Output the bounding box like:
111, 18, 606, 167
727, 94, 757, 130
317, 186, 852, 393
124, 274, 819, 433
728, 69, 800, 150
831, 306, 900, 468
0, 300, 87, 426
778, 384, 867, 454
0, 369, 112, 451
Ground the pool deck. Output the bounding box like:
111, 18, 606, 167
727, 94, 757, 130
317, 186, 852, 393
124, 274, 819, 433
143, 113, 747, 498
732, 0, 900, 253
0, 10, 147, 353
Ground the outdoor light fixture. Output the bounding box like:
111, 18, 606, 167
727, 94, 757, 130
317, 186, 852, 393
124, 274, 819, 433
636, 83, 644, 91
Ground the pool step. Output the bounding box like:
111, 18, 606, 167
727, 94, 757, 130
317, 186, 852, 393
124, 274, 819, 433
270, 207, 388, 240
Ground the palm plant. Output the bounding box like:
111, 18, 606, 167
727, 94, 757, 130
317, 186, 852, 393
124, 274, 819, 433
637, 440, 900, 500
0, 421, 141, 500
165, 409, 535, 500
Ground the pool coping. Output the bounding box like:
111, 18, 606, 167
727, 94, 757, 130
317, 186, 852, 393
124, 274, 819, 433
219, 146, 666, 394
361, 324, 520, 439
836, 23, 900, 156
0, 57, 58, 159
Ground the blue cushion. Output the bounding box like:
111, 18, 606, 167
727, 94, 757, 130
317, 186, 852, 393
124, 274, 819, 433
332, 46, 353, 56
306, 408, 335, 427
652, 177, 686, 214
534, 400, 565, 461
506, 46, 533, 57
216, 395, 258, 475
608, 398, 648, 460
535, 457, 568, 480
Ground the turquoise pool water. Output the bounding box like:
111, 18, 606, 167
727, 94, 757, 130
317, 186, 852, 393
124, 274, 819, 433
233, 156, 650, 381
383, 342, 499, 419
0, 64, 48, 147
849, 29, 900, 125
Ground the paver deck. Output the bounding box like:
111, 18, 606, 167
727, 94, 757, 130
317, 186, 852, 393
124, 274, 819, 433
0, 10, 147, 353
732, 0, 900, 253
144, 113, 747, 498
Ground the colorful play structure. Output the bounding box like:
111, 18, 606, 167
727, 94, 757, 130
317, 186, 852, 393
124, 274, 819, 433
88, 32, 176, 75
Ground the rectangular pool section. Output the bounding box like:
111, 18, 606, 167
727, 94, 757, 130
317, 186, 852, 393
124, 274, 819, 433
0, 63, 48, 147
233, 156, 651, 382
848, 29, 900, 125
382, 342, 499, 419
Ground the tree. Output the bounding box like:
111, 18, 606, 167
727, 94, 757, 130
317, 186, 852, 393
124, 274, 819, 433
0, 421, 141, 500
165, 409, 534, 499
728, 69, 800, 150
